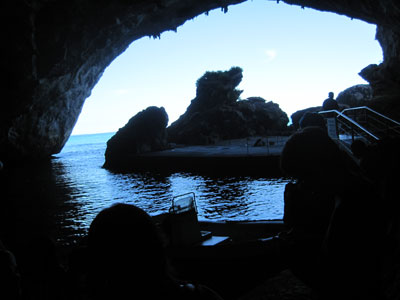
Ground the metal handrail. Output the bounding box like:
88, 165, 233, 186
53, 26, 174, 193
342, 106, 400, 126
319, 110, 380, 141
338, 122, 375, 146
365, 114, 400, 134
341, 106, 400, 140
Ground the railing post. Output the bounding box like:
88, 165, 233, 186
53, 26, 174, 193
320, 108, 380, 143
335, 116, 339, 139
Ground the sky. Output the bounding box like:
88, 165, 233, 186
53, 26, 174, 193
71, 0, 383, 135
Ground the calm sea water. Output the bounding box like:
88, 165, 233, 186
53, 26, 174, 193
50, 132, 288, 245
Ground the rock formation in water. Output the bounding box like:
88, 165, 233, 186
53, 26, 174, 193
167, 67, 289, 145
336, 84, 373, 108
103, 106, 168, 170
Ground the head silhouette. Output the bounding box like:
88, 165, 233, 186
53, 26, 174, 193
88, 203, 167, 298
299, 112, 326, 130
280, 127, 344, 180
328, 92, 334, 99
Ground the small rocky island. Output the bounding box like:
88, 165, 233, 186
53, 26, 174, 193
103, 106, 170, 170
167, 67, 289, 145
103, 67, 290, 172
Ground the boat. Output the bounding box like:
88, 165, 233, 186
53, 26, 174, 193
153, 193, 287, 299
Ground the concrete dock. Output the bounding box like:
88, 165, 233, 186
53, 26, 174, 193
130, 136, 289, 174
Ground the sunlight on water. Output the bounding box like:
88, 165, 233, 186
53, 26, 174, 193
52, 133, 289, 244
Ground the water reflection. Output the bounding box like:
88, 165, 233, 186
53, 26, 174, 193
2, 132, 289, 247
50, 155, 289, 246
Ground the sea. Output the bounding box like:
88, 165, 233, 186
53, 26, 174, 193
45, 132, 289, 245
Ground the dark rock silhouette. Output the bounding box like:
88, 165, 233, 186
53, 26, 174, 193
336, 84, 373, 108
290, 106, 321, 130
103, 106, 169, 170
360, 26, 400, 98
367, 95, 400, 123
167, 67, 289, 145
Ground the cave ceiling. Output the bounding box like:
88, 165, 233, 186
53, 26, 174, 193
1, 0, 400, 163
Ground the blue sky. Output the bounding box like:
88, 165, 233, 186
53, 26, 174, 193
71, 0, 383, 135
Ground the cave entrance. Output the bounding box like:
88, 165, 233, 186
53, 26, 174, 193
71, 0, 382, 136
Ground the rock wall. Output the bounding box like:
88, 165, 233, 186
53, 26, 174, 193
360, 26, 400, 96
1, 0, 400, 164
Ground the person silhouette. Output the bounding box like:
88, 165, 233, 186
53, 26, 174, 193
87, 203, 223, 300
279, 127, 384, 300
322, 92, 339, 111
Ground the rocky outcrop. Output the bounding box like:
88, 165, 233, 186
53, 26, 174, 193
290, 106, 322, 130
336, 84, 373, 108
103, 106, 168, 170
167, 68, 289, 145
360, 26, 400, 97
